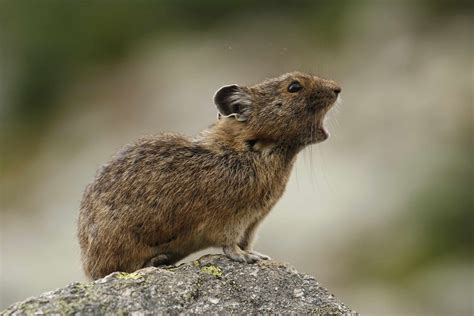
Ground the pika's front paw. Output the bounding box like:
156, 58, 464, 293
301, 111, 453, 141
248, 250, 271, 260
223, 246, 265, 264
225, 251, 247, 263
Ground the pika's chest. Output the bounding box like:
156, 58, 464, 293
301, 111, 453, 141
232, 157, 293, 212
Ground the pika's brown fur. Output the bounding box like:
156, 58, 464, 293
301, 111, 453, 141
78, 72, 341, 279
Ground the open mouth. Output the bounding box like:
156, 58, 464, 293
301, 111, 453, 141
314, 97, 339, 140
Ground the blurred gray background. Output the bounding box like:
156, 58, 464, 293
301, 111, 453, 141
1, 1, 472, 314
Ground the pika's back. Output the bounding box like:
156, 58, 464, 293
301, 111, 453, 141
82, 134, 251, 227
78, 131, 292, 278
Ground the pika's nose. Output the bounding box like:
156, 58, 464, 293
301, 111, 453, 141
321, 78, 341, 96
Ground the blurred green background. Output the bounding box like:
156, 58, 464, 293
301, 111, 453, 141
0, 0, 472, 314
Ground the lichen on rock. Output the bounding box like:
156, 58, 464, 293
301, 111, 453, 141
199, 264, 223, 277
2, 255, 357, 315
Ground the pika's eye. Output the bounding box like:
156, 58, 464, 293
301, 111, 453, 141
288, 81, 302, 93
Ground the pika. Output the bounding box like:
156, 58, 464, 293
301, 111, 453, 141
78, 72, 341, 279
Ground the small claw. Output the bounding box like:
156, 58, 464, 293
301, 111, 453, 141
223, 245, 247, 263
243, 253, 260, 263
248, 250, 271, 260
229, 253, 247, 263
224, 246, 270, 264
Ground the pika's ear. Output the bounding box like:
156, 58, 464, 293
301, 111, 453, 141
214, 84, 251, 121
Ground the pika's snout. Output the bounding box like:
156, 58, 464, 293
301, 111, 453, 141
308, 79, 341, 109
321, 79, 341, 97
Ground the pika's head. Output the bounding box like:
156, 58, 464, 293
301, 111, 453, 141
214, 72, 341, 147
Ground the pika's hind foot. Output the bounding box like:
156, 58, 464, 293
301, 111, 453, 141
144, 254, 171, 267
223, 245, 266, 264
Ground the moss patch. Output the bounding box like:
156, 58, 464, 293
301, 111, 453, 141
55, 299, 76, 315
200, 264, 223, 277
16, 300, 41, 312
115, 272, 143, 280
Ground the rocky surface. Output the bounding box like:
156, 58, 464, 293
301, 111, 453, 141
2, 255, 356, 315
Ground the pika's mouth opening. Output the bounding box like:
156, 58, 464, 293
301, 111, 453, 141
314, 96, 340, 141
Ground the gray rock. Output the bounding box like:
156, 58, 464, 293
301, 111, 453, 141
2, 255, 357, 315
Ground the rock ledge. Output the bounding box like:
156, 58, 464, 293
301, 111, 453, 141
2, 255, 356, 315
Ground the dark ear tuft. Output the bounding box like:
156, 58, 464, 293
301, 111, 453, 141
213, 84, 251, 121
